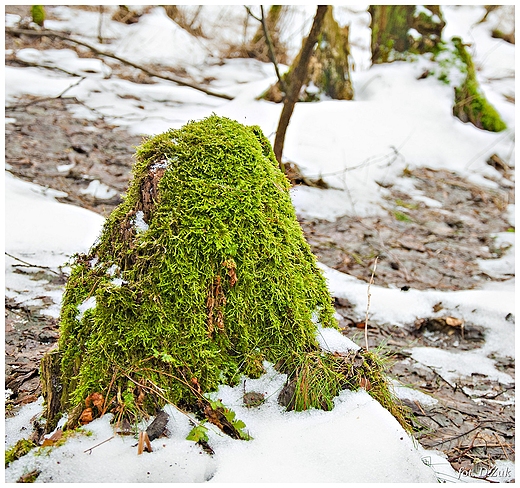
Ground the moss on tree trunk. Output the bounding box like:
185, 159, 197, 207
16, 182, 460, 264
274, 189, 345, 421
451, 37, 507, 132
369, 5, 445, 63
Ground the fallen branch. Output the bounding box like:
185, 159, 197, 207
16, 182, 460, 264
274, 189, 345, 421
5, 27, 233, 101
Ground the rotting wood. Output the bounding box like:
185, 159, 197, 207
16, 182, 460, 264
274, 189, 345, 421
40, 350, 64, 434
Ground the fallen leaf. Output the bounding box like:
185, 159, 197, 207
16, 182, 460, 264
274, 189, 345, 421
41, 429, 63, 447
445, 316, 464, 327
79, 407, 94, 425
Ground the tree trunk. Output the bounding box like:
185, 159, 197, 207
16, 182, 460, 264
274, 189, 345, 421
303, 7, 354, 101
273, 5, 329, 168
369, 5, 445, 64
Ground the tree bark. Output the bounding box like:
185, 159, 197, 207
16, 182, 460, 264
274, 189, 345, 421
369, 5, 445, 64
273, 5, 329, 168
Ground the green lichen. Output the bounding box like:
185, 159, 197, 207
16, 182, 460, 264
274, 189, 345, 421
52, 115, 338, 423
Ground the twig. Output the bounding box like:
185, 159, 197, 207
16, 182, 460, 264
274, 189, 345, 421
97, 6, 104, 44
6, 76, 86, 110
493, 431, 511, 460
245, 6, 287, 94
5, 27, 233, 101
364, 256, 378, 350
428, 423, 482, 448
7, 57, 80, 77
5, 252, 63, 277
84, 435, 115, 454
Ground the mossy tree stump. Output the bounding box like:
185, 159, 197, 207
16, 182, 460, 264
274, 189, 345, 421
451, 37, 507, 132
41, 115, 409, 434
40, 116, 333, 430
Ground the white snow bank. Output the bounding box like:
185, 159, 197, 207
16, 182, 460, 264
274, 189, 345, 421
5, 66, 80, 102
5, 365, 441, 483
5, 171, 103, 268
16, 48, 112, 78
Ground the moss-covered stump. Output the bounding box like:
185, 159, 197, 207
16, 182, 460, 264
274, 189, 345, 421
451, 37, 507, 132
41, 115, 410, 434
42, 115, 340, 428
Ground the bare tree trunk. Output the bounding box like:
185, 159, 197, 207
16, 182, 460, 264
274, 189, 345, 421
273, 5, 329, 169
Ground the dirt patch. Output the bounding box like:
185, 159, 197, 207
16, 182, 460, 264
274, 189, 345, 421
337, 311, 515, 479
300, 167, 514, 291
6, 98, 142, 217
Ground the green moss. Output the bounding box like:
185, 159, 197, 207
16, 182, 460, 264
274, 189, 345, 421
5, 439, 36, 467
393, 211, 412, 222
53, 115, 337, 423
30, 5, 45, 27
451, 37, 506, 132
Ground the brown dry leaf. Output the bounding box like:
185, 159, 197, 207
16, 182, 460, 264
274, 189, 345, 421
79, 407, 94, 425
41, 429, 63, 447
445, 316, 464, 327
356, 322, 366, 329
88, 392, 104, 411
432, 302, 443, 313
359, 377, 371, 390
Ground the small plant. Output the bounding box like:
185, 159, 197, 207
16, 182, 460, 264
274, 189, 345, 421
186, 423, 209, 444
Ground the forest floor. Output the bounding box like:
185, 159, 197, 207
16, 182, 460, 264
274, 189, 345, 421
5, 92, 515, 476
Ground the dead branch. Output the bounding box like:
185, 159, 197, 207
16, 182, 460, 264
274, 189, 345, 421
5, 27, 233, 101
245, 6, 287, 94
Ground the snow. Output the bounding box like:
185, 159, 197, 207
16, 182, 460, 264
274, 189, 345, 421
80, 180, 118, 200
134, 210, 149, 233
3, 4, 515, 484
